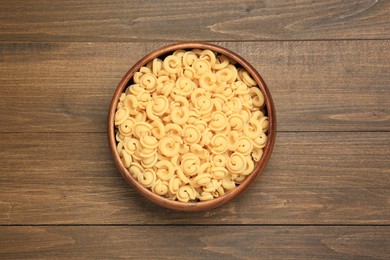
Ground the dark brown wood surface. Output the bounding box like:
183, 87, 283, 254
0, 0, 389, 258
0, 0, 389, 41
0, 226, 389, 259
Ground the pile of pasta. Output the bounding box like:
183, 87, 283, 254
114, 49, 268, 202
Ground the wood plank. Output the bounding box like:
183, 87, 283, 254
0, 132, 388, 224
0, 226, 388, 259
0, 0, 389, 42
0, 41, 389, 132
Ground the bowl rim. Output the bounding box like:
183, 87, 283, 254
108, 42, 276, 211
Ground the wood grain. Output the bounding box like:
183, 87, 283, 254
0, 132, 388, 224
0, 226, 388, 259
0, 0, 389, 42
0, 41, 389, 133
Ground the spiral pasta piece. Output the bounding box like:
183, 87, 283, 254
200, 49, 216, 66
155, 160, 175, 181
174, 77, 195, 97
129, 162, 144, 178
177, 185, 196, 202
249, 87, 264, 107
115, 107, 129, 125
141, 153, 158, 168
121, 150, 132, 168
133, 122, 152, 138
241, 155, 255, 176
158, 137, 180, 157
138, 169, 156, 188
181, 153, 201, 176
210, 134, 229, 154
152, 179, 169, 196
252, 148, 264, 162
227, 114, 245, 131
168, 175, 182, 194
209, 111, 227, 132
235, 136, 254, 155
212, 55, 229, 70
199, 71, 216, 92
222, 176, 236, 191
211, 154, 226, 167
124, 138, 140, 155
194, 95, 213, 115
146, 95, 169, 120
123, 94, 138, 111
140, 73, 158, 92
182, 51, 198, 67
211, 167, 228, 180
182, 125, 202, 145
150, 120, 165, 140
163, 55, 181, 74
117, 118, 133, 136
243, 119, 263, 139
192, 59, 211, 78
227, 152, 246, 174
241, 70, 257, 87
171, 106, 189, 125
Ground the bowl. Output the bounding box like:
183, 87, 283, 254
108, 42, 276, 211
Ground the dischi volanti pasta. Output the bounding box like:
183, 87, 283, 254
114, 49, 268, 202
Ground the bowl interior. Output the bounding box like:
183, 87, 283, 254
108, 42, 276, 211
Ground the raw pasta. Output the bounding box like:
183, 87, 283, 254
114, 49, 268, 202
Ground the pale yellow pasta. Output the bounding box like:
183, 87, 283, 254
140, 73, 158, 92
114, 49, 269, 202
168, 175, 182, 194
193, 173, 212, 187
181, 153, 200, 176
199, 71, 216, 92
210, 134, 229, 154
114, 107, 129, 125
129, 162, 144, 179
121, 149, 132, 168
163, 55, 181, 74
155, 160, 175, 181
222, 176, 236, 191
197, 162, 211, 176
200, 49, 216, 66
226, 152, 246, 174
209, 111, 227, 132
249, 87, 265, 107
133, 122, 152, 138
138, 169, 156, 188
252, 148, 264, 162
150, 120, 165, 139
141, 153, 158, 168
119, 119, 135, 136
192, 58, 211, 78
211, 167, 228, 180
212, 55, 229, 70
211, 154, 226, 167
170, 105, 189, 125
253, 132, 267, 149
198, 192, 214, 201
158, 137, 180, 157
228, 114, 245, 131
182, 125, 201, 145
235, 136, 254, 155
243, 119, 263, 139
177, 185, 196, 202
152, 179, 169, 196
124, 138, 140, 155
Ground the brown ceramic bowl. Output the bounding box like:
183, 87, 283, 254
108, 42, 276, 211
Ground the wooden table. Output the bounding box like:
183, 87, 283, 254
1, 1, 389, 258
